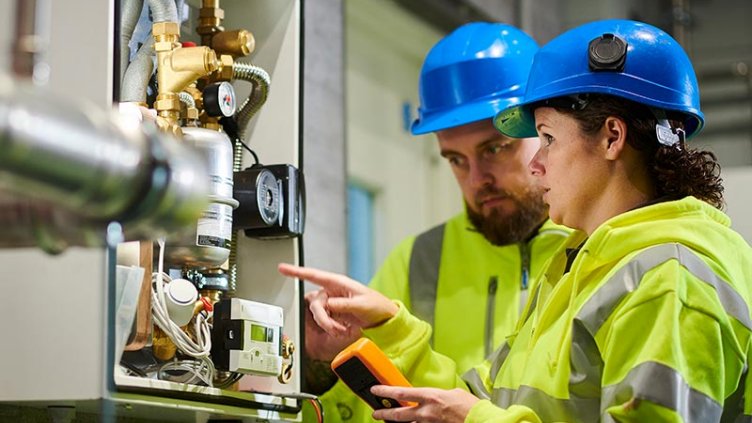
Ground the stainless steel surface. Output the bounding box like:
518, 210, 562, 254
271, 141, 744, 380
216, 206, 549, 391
0, 78, 210, 251
165, 127, 237, 268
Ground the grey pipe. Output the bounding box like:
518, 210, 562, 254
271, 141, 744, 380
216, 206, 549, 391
147, 0, 178, 23
119, 0, 145, 87
0, 78, 210, 252
120, 0, 176, 102
232, 62, 271, 131
121, 36, 154, 103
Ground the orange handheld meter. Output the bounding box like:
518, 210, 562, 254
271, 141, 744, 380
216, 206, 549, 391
331, 338, 414, 415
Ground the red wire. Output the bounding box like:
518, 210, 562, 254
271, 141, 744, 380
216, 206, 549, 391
308, 399, 322, 423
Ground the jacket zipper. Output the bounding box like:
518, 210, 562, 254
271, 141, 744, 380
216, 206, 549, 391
520, 242, 531, 290
485, 276, 498, 357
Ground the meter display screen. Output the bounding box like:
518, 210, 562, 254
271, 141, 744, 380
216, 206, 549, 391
251, 324, 267, 342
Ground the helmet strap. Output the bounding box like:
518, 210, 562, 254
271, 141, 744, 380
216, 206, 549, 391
651, 108, 685, 148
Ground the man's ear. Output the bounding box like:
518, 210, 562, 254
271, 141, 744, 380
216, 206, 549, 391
602, 116, 628, 160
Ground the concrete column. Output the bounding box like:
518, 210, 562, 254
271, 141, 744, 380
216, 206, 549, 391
302, 0, 347, 274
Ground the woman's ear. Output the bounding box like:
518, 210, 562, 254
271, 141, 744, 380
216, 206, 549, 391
602, 116, 628, 160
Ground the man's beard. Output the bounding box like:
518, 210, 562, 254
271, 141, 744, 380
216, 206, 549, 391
466, 185, 548, 246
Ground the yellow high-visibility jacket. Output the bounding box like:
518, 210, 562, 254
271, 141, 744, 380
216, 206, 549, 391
365, 196, 752, 422
319, 212, 569, 422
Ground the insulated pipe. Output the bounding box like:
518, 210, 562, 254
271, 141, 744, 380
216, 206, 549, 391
121, 36, 155, 103
147, 0, 178, 23
119, 0, 145, 86
232, 62, 270, 131
0, 78, 210, 251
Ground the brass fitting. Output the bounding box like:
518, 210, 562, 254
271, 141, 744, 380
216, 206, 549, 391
278, 336, 295, 384
184, 85, 204, 110
153, 22, 180, 52
281, 336, 295, 359
152, 326, 178, 361
153, 30, 220, 127
212, 30, 255, 58
157, 46, 219, 95
155, 115, 183, 138
214, 55, 234, 82
197, 0, 224, 45
184, 106, 199, 124
199, 288, 222, 306
200, 114, 221, 131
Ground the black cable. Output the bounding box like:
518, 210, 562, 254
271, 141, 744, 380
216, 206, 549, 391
119, 360, 148, 377
220, 116, 260, 165
240, 139, 260, 165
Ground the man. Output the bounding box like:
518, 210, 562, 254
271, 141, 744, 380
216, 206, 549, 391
304, 22, 570, 422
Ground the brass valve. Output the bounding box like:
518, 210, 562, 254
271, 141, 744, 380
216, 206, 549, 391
212, 30, 255, 58
152, 21, 220, 127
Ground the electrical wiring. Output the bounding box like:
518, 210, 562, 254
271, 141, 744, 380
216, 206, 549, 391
151, 238, 215, 385
242, 390, 324, 423
158, 359, 214, 386
213, 371, 244, 389
219, 116, 260, 165
307, 397, 324, 423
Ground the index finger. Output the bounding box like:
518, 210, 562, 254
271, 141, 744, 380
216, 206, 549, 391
371, 385, 429, 403
278, 263, 364, 292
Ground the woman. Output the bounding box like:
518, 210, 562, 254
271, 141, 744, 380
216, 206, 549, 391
280, 20, 752, 422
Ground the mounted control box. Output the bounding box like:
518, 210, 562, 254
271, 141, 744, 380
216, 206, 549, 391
211, 298, 284, 377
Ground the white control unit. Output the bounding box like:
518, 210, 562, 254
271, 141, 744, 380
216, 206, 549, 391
212, 298, 284, 377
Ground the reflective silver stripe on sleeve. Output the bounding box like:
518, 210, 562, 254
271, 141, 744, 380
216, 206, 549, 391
486, 243, 748, 422
577, 243, 752, 337
491, 385, 601, 422
601, 361, 722, 422
408, 223, 445, 339
462, 367, 491, 400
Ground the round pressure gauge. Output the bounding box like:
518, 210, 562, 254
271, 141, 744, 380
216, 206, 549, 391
203, 81, 237, 117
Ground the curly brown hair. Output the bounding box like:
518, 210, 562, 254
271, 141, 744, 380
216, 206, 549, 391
537, 94, 724, 209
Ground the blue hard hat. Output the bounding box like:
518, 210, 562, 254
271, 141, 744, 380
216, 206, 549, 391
494, 19, 704, 139
411, 22, 539, 135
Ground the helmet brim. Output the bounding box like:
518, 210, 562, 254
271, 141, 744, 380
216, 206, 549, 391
494, 105, 537, 139
412, 95, 524, 136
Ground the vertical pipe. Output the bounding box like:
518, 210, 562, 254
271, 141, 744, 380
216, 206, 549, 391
672, 0, 692, 55
12, 0, 52, 85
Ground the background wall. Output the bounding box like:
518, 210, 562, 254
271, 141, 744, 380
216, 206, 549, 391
345, 0, 457, 279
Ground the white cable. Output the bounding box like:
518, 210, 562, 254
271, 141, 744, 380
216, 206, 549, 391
151, 238, 215, 384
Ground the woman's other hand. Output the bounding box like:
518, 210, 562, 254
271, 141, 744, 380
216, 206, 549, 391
371, 385, 479, 422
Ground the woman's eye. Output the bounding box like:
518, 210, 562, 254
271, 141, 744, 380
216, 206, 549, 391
543, 134, 555, 146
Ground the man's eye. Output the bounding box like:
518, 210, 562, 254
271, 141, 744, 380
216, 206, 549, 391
446, 156, 462, 166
